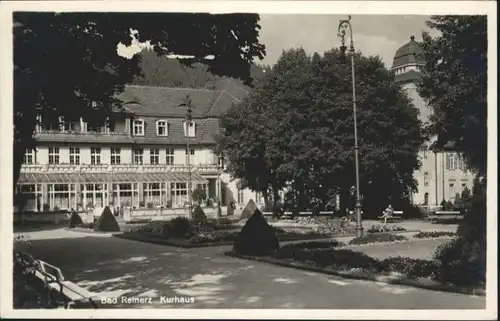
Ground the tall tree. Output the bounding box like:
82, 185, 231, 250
14, 12, 265, 191
417, 15, 487, 176
220, 47, 425, 217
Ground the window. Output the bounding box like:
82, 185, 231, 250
23, 149, 36, 165
170, 182, 188, 207
134, 148, 144, 164
81, 183, 107, 209
59, 116, 74, 132
143, 183, 165, 206
185, 148, 195, 164
423, 172, 429, 187
166, 148, 175, 165
48, 147, 60, 165
449, 183, 455, 198
256, 191, 262, 204
218, 155, 224, 167
35, 114, 42, 133
48, 183, 77, 210
17, 184, 42, 211
91, 148, 101, 165
457, 154, 466, 171
156, 120, 168, 136
183, 121, 196, 137
150, 148, 159, 164
237, 189, 244, 204
103, 117, 115, 134
445, 153, 457, 170
112, 183, 139, 208
423, 149, 427, 159
69, 147, 80, 165
111, 148, 121, 165
133, 119, 145, 136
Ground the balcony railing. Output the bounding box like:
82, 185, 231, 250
21, 163, 222, 174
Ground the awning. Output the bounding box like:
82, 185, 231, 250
18, 172, 208, 184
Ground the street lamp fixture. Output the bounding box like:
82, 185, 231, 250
337, 15, 363, 237
178, 94, 194, 220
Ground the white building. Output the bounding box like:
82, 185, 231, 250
391, 36, 475, 206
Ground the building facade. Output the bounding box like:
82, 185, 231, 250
17, 85, 242, 213
392, 36, 475, 206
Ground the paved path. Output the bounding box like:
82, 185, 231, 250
14, 229, 484, 309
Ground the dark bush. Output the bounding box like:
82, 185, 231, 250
170, 217, 192, 238
457, 177, 486, 244
93, 206, 120, 232
192, 205, 207, 223
433, 237, 486, 287
349, 233, 408, 245
240, 199, 258, 220
380, 256, 439, 279
281, 240, 345, 250
68, 212, 83, 228
161, 222, 173, 238
413, 231, 456, 239
233, 209, 280, 256
402, 204, 426, 219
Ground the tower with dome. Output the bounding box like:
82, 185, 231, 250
391, 36, 474, 207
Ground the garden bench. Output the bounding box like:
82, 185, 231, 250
15, 252, 99, 308
377, 210, 403, 222
427, 210, 464, 222
263, 211, 334, 219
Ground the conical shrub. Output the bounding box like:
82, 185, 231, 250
68, 212, 83, 228
192, 205, 208, 223
94, 206, 120, 232
233, 209, 280, 256
240, 199, 258, 220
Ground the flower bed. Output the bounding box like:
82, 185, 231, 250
348, 233, 409, 245
116, 218, 332, 248
367, 224, 406, 233
226, 238, 486, 295
413, 231, 456, 239
294, 217, 357, 236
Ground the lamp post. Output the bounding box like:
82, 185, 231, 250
338, 15, 363, 237
178, 95, 194, 220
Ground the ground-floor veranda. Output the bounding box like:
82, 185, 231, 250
16, 172, 221, 212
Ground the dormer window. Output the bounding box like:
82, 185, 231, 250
59, 116, 74, 132
35, 114, 42, 133
156, 120, 168, 136
133, 119, 145, 136
183, 121, 196, 137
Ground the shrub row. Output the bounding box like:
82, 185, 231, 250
413, 231, 456, 239
348, 233, 408, 245
273, 237, 485, 287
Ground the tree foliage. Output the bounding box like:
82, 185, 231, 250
417, 15, 487, 176
220, 48, 425, 217
14, 12, 265, 190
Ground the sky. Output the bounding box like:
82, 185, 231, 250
117, 14, 437, 70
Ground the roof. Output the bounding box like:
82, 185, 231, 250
116, 85, 243, 118
392, 36, 426, 69
18, 172, 208, 184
